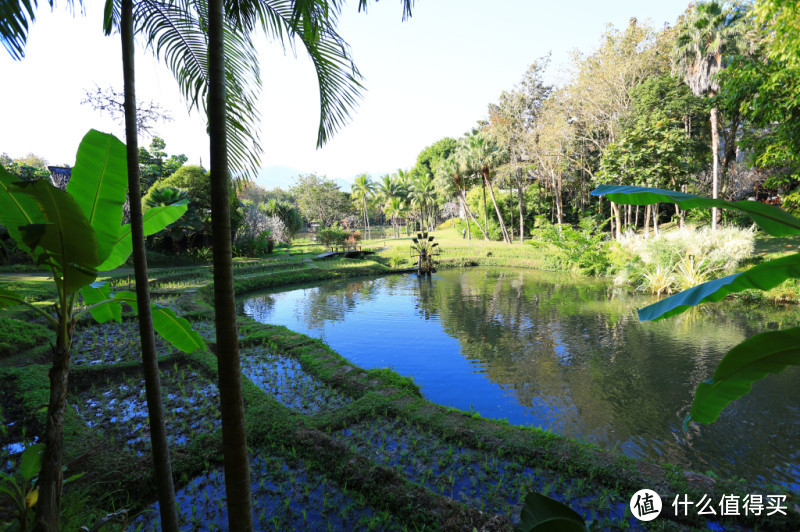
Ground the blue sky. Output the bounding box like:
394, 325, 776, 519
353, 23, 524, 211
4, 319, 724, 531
0, 1, 691, 189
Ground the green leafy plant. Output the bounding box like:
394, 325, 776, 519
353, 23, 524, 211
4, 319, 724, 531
0, 443, 83, 532
592, 184, 800, 425
0, 129, 201, 523
0, 443, 45, 532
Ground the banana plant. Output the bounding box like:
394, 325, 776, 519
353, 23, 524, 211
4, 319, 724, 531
0, 129, 201, 526
591, 185, 800, 426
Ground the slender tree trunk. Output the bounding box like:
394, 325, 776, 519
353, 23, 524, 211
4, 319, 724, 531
508, 185, 514, 241
459, 187, 488, 240
482, 178, 487, 230
518, 181, 525, 243
653, 204, 660, 236
610, 201, 621, 240
208, 1, 254, 530
121, 1, 179, 529
710, 102, 720, 230
644, 204, 651, 239
484, 170, 510, 243
634, 205, 639, 231
35, 319, 73, 531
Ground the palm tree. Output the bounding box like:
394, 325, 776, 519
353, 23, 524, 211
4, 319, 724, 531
377, 174, 400, 226
396, 168, 414, 235
673, 1, 744, 230
438, 155, 488, 240
116, 2, 181, 529
352, 173, 375, 240
203, 1, 413, 529
384, 196, 404, 238
465, 133, 511, 242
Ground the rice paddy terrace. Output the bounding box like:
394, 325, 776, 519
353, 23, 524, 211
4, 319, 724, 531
1, 252, 797, 530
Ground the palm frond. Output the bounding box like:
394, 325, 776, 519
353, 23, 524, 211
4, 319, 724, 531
356, 0, 414, 21
136, 0, 263, 181
253, 0, 364, 148
0, 0, 80, 59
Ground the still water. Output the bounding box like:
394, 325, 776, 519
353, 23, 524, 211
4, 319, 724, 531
241, 268, 800, 490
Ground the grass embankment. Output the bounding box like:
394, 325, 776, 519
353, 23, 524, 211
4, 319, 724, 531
0, 244, 797, 530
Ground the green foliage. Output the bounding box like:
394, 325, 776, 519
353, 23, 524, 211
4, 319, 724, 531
0, 443, 45, 532
0, 318, 51, 359
0, 129, 199, 348
316, 227, 357, 251
592, 184, 800, 425
142, 164, 241, 252
529, 218, 611, 275
718, 52, 800, 186
138, 137, 187, 193
290, 174, 353, 228
411, 137, 459, 181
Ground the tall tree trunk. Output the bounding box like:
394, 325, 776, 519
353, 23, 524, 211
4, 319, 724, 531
644, 204, 651, 239
508, 185, 514, 241
363, 197, 370, 241
518, 181, 525, 243
482, 178, 488, 230
35, 319, 73, 531
553, 172, 564, 227
653, 204, 660, 236
208, 1, 253, 530
483, 169, 510, 243
120, 1, 179, 529
710, 102, 720, 230
610, 201, 621, 240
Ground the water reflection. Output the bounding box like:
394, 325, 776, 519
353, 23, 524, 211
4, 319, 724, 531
241, 269, 800, 489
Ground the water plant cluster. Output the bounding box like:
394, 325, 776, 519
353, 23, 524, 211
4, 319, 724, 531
333, 417, 628, 527
130, 453, 402, 531
71, 365, 221, 453
240, 346, 352, 414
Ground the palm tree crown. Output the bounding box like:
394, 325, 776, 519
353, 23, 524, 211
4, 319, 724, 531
672, 1, 745, 97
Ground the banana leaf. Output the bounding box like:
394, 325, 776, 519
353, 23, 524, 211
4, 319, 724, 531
98, 201, 188, 272
690, 328, 800, 424
11, 180, 99, 293
591, 185, 800, 236
113, 291, 204, 353
66, 130, 128, 264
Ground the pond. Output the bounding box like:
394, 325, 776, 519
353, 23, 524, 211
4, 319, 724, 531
240, 268, 800, 491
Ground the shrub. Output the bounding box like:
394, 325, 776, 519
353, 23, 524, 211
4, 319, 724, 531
437, 217, 458, 230
528, 217, 612, 275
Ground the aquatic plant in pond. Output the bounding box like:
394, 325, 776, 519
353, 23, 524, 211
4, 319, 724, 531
240, 346, 351, 414
71, 367, 220, 452
129, 454, 402, 531
333, 417, 629, 526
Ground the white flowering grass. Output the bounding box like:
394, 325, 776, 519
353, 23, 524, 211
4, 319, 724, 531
617, 226, 755, 273
616, 225, 755, 293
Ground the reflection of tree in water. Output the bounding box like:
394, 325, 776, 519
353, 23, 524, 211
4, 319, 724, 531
240, 293, 276, 323
413, 275, 437, 320
431, 269, 800, 474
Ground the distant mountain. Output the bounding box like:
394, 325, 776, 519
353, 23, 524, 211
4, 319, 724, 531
255, 165, 353, 192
